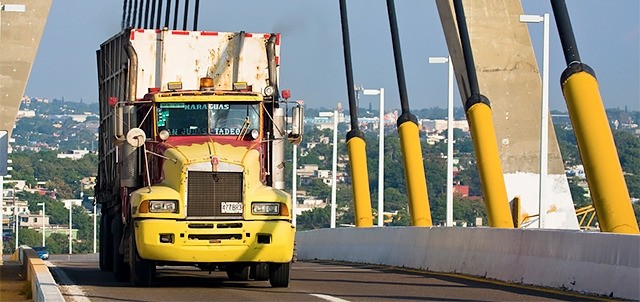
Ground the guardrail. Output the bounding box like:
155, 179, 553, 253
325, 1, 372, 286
16, 246, 64, 302
296, 227, 639, 300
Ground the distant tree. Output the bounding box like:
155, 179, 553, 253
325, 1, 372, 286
296, 207, 330, 231
568, 178, 591, 208
46, 233, 68, 254
17, 228, 43, 250
453, 196, 488, 226
613, 130, 640, 175
625, 175, 640, 200
388, 208, 410, 226
382, 187, 407, 212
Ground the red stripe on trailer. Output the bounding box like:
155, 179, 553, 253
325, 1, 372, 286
130, 31, 136, 40
172, 30, 190, 35
244, 33, 253, 38
201, 31, 219, 36
276, 56, 280, 66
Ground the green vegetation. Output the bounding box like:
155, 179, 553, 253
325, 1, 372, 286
296, 112, 640, 230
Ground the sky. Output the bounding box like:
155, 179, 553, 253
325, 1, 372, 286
25, 0, 640, 111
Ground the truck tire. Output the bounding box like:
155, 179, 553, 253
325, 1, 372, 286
112, 220, 130, 282
129, 231, 155, 287
226, 265, 250, 281
268, 262, 291, 288
99, 214, 113, 271
250, 263, 269, 281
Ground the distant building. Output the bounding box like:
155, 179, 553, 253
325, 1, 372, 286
57, 149, 93, 160
420, 119, 469, 133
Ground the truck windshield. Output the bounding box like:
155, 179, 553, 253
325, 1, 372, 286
157, 102, 260, 136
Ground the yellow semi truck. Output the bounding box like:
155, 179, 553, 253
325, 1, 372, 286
95, 28, 302, 287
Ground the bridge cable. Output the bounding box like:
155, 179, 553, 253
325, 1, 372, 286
452, 0, 513, 228
385, 0, 432, 226
338, 0, 373, 227
550, 0, 639, 234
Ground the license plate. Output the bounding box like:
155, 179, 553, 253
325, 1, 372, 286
221, 202, 243, 214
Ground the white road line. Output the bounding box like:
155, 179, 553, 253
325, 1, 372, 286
45, 261, 91, 302
309, 293, 351, 302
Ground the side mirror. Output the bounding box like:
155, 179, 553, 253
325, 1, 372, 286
287, 104, 304, 145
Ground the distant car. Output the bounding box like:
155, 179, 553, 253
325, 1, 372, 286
32, 246, 49, 260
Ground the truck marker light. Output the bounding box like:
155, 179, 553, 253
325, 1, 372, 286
108, 96, 118, 107
233, 82, 248, 91
199, 77, 214, 89
167, 81, 183, 91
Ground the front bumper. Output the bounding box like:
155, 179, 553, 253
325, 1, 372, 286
134, 219, 295, 263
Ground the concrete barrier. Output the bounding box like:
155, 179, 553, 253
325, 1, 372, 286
296, 227, 639, 300
18, 246, 65, 302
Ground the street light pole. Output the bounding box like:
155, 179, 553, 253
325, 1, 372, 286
330, 108, 338, 228
14, 188, 18, 250
362, 88, 385, 226
520, 13, 550, 228
37, 202, 45, 247
93, 202, 97, 253
429, 56, 454, 227
68, 204, 72, 254
292, 144, 298, 227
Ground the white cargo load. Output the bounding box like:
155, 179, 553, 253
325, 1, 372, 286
129, 29, 280, 99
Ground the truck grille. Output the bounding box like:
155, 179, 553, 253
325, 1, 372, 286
187, 171, 243, 218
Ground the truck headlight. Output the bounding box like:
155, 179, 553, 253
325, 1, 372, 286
148, 200, 178, 213
252, 202, 281, 215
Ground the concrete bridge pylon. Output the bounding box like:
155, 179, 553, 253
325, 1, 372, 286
0, 0, 51, 138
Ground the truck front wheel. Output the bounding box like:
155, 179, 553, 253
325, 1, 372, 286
129, 233, 155, 287
268, 262, 291, 288
99, 214, 113, 271
112, 220, 130, 282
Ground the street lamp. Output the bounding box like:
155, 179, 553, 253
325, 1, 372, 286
68, 204, 72, 254
292, 143, 298, 227
37, 202, 45, 247
93, 202, 97, 253
361, 88, 385, 227
520, 13, 550, 228
13, 187, 18, 250
330, 107, 339, 228
429, 56, 455, 227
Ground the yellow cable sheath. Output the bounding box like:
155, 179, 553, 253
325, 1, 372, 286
398, 121, 432, 226
562, 70, 639, 234
466, 103, 513, 228
347, 136, 373, 227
